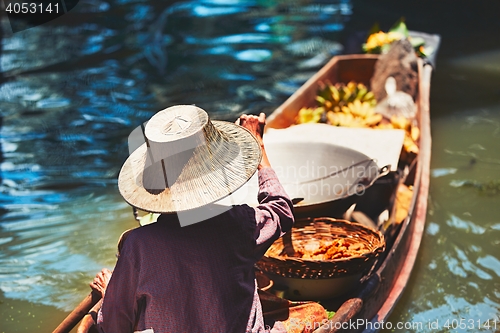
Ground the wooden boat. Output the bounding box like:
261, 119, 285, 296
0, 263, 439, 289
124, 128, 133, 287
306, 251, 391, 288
56, 46, 437, 333
263, 53, 435, 332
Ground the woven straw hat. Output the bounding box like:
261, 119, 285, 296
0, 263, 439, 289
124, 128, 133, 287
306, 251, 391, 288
118, 105, 262, 213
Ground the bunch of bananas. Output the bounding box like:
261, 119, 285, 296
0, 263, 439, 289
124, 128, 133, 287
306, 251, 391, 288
296, 81, 378, 126
295, 80, 420, 163
376, 115, 420, 155
363, 31, 404, 54
326, 100, 383, 128
316, 81, 376, 112
296, 107, 325, 124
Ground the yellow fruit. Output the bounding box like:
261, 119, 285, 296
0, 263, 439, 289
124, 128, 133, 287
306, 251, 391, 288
364, 31, 404, 52
326, 111, 340, 126
314, 81, 376, 113
375, 123, 394, 130
411, 126, 420, 141
342, 100, 377, 119
403, 135, 419, 154
297, 107, 324, 124
363, 91, 376, 105
330, 86, 340, 102
390, 115, 411, 131
346, 81, 357, 93
364, 113, 383, 126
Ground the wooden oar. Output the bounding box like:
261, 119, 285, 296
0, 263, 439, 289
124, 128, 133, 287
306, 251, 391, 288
52, 290, 102, 333
313, 273, 381, 333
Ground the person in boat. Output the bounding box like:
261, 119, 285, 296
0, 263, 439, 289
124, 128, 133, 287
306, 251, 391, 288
81, 105, 295, 333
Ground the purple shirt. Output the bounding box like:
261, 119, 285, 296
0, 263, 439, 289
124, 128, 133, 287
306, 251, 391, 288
97, 168, 294, 333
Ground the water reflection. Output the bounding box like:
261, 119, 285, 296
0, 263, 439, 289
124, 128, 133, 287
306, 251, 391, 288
446, 214, 486, 235
387, 110, 500, 332
0, 0, 350, 327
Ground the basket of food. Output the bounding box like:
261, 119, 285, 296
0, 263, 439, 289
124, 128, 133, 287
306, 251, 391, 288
256, 217, 385, 299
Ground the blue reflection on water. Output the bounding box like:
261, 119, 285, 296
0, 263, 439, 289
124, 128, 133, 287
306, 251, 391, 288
446, 214, 486, 235
185, 33, 289, 45
234, 49, 272, 62
0, 0, 351, 313
191, 5, 247, 17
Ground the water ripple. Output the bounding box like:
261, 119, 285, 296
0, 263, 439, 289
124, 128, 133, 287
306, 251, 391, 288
446, 214, 486, 234
234, 49, 272, 62
185, 33, 289, 45
0, 0, 354, 323
191, 5, 247, 17
477, 255, 500, 278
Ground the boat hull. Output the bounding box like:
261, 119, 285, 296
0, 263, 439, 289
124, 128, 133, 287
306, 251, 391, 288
264, 54, 433, 333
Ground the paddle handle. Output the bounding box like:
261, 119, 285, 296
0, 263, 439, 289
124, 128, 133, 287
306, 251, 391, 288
52, 290, 102, 333
313, 274, 381, 333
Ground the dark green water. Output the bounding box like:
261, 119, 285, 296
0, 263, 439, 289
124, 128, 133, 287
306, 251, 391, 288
0, 1, 499, 332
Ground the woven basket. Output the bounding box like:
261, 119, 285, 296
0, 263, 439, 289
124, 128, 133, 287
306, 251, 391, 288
257, 218, 385, 279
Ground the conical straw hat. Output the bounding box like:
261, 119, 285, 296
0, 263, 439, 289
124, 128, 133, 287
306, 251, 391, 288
118, 105, 262, 213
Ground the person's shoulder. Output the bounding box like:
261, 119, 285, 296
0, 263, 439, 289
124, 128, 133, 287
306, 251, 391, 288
117, 226, 145, 250
117, 222, 164, 257
120, 222, 160, 244
227, 204, 255, 220
225, 204, 258, 235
